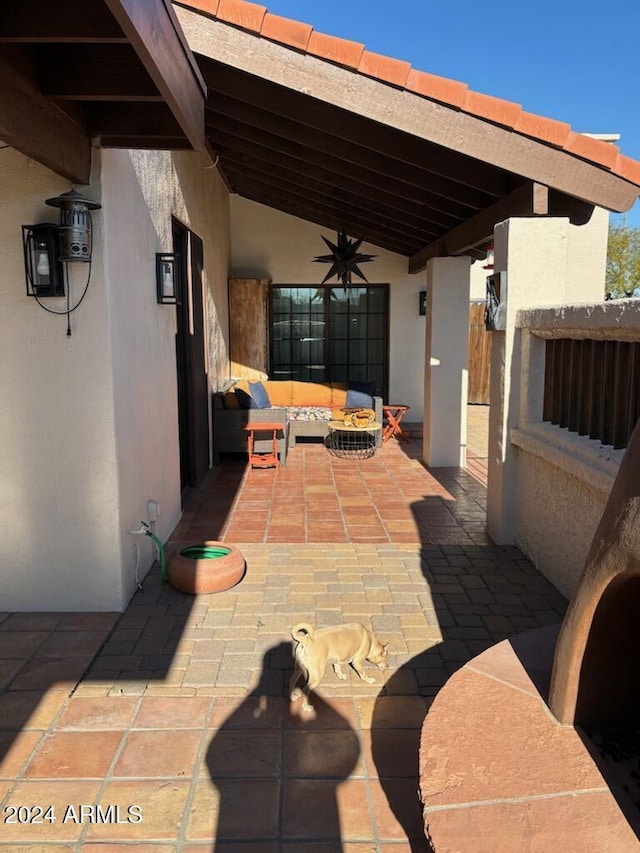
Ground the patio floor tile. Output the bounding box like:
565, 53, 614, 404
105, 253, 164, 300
23, 730, 123, 778
0, 408, 603, 848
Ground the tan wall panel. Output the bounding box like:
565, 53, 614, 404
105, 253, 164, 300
229, 277, 270, 379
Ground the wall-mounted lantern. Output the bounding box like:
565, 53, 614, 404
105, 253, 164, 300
156, 253, 179, 304
22, 189, 102, 335
22, 223, 65, 297
419, 290, 427, 316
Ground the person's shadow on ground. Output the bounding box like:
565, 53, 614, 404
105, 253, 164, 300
204, 641, 360, 850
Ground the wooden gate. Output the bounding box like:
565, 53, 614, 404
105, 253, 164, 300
468, 301, 491, 404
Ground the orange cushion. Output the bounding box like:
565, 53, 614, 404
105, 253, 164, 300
291, 381, 332, 406
330, 383, 348, 407
263, 380, 293, 407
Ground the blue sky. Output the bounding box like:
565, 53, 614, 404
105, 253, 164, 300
262, 0, 640, 228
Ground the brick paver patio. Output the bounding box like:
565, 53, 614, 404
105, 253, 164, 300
0, 407, 570, 850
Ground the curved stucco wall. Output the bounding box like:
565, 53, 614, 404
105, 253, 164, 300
230, 196, 426, 418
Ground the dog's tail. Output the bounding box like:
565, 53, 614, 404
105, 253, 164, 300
291, 623, 314, 643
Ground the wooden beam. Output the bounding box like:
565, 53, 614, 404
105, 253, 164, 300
0, 0, 127, 43
231, 174, 420, 255
548, 190, 595, 225
232, 176, 419, 256
88, 102, 183, 137
216, 138, 458, 233
40, 45, 163, 100
177, 7, 639, 212
206, 120, 475, 222
201, 59, 509, 199
225, 160, 439, 245
409, 181, 549, 273
104, 0, 205, 149
205, 95, 494, 211
0, 47, 91, 183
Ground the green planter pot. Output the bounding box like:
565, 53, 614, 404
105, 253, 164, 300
167, 541, 245, 594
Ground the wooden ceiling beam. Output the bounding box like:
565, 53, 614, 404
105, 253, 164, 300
178, 7, 639, 212
88, 102, 183, 138
233, 175, 420, 256
39, 44, 163, 100
104, 0, 205, 150
207, 120, 474, 222
0, 47, 91, 183
238, 183, 414, 256
201, 59, 509, 199
223, 158, 439, 244
217, 146, 455, 234
409, 181, 549, 273
205, 96, 495, 211
0, 1, 127, 43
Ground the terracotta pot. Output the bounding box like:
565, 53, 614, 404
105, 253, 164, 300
167, 541, 245, 594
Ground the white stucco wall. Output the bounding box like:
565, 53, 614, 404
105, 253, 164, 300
0, 147, 230, 611
230, 196, 426, 418
0, 149, 122, 610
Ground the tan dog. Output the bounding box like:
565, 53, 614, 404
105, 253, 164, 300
289, 622, 389, 712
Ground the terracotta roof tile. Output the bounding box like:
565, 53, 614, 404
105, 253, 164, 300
177, 0, 640, 187
358, 49, 411, 89
216, 0, 266, 33
405, 68, 468, 108
462, 91, 522, 129
564, 131, 619, 170
181, 0, 220, 16
615, 153, 640, 187
514, 111, 571, 148
306, 31, 365, 70
260, 12, 312, 51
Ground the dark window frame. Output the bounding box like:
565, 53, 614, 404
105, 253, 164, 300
268, 283, 389, 399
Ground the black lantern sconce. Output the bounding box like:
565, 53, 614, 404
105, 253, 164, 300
156, 253, 179, 304
419, 290, 427, 316
22, 223, 65, 297
22, 189, 102, 335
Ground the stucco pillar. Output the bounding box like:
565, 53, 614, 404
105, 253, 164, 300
485, 214, 608, 544
423, 256, 472, 467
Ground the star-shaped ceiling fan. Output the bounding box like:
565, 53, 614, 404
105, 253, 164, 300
313, 229, 376, 286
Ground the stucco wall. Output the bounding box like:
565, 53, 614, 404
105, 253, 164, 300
0, 149, 122, 611
0, 147, 230, 611
509, 300, 635, 597
101, 149, 230, 609
230, 196, 426, 419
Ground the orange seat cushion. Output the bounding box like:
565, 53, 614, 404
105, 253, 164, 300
263, 380, 293, 407
330, 383, 348, 408
291, 381, 332, 406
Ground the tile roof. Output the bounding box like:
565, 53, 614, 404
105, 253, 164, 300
176, 0, 640, 189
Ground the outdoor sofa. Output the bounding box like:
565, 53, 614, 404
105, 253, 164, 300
212, 379, 383, 464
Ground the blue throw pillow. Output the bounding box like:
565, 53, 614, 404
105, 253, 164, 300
234, 388, 253, 409
346, 388, 373, 407
249, 381, 271, 409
